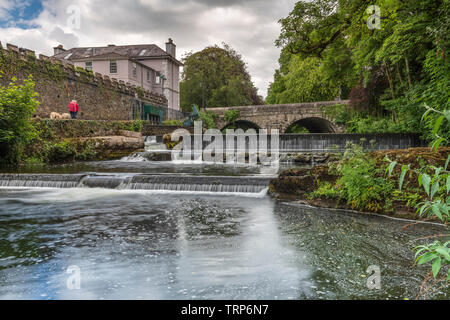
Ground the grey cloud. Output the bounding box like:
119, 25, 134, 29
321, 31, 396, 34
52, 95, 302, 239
49, 26, 79, 48
3, 0, 295, 97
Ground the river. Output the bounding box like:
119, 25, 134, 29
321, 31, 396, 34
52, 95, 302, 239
0, 159, 448, 300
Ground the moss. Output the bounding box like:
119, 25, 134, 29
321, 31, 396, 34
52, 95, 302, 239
136, 86, 145, 99
75, 66, 94, 81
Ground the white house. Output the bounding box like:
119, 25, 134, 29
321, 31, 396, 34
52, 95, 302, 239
52, 38, 182, 110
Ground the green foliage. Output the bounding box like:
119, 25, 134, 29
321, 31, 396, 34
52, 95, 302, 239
127, 120, 143, 132
322, 104, 356, 126
311, 141, 395, 212
386, 107, 449, 283
415, 241, 450, 280
163, 119, 183, 126
43, 140, 78, 163
199, 111, 218, 129
272, 0, 449, 138
223, 109, 240, 125
391, 190, 422, 209
136, 86, 145, 99
75, 66, 93, 76
386, 108, 450, 223
180, 44, 263, 110
266, 56, 342, 104
309, 182, 339, 200
42, 60, 66, 81
0, 75, 39, 163
285, 123, 309, 134
332, 142, 395, 211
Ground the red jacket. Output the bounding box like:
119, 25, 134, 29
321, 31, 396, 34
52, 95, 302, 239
68, 102, 79, 112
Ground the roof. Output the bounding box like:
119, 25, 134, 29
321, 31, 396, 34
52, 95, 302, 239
52, 44, 183, 66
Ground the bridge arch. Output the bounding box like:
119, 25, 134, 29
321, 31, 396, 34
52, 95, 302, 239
221, 120, 261, 131
285, 117, 338, 133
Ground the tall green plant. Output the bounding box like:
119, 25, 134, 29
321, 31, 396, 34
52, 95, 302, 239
386, 107, 449, 285
0, 75, 39, 163
326, 141, 395, 212
199, 111, 218, 129
223, 109, 240, 127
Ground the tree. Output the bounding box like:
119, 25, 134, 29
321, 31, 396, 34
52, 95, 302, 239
0, 75, 39, 163
270, 0, 449, 137
266, 53, 342, 104
180, 44, 263, 111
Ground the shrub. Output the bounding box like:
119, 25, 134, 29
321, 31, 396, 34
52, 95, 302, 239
309, 182, 340, 200
199, 111, 218, 129
310, 142, 395, 212
224, 109, 240, 124
128, 120, 143, 132
332, 142, 395, 211
0, 75, 39, 163
163, 119, 183, 126
44, 140, 77, 163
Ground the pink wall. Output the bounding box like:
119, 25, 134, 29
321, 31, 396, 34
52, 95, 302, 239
74, 57, 180, 110
140, 59, 180, 110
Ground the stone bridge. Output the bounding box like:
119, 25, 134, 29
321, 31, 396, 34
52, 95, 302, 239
207, 100, 349, 133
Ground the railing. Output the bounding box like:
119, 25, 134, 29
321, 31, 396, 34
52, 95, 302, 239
130, 98, 190, 123
164, 108, 190, 121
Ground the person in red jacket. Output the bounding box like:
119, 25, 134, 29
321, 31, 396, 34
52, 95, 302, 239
68, 100, 79, 119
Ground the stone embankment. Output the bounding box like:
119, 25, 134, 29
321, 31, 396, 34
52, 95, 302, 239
24, 120, 148, 163
78, 130, 145, 154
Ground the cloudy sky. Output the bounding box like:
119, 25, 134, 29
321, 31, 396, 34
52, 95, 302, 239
0, 0, 295, 98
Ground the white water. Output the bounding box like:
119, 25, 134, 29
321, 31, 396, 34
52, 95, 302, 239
0, 174, 271, 195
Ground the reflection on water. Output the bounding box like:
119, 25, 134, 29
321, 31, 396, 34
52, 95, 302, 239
0, 188, 447, 300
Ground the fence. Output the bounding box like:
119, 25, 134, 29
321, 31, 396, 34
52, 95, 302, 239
130, 98, 190, 124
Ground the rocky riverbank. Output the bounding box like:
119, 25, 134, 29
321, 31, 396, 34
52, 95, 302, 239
270, 147, 450, 221
22, 119, 147, 164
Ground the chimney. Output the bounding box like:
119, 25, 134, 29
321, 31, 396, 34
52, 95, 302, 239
165, 38, 176, 58
53, 44, 66, 55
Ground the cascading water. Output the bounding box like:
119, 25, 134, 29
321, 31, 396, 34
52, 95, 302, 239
0, 174, 83, 188
126, 175, 270, 193
0, 173, 271, 194
144, 136, 168, 151
121, 136, 172, 161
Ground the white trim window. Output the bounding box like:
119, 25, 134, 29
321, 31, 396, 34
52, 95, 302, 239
147, 70, 151, 82
155, 73, 161, 84
110, 60, 118, 74
85, 61, 93, 71
132, 62, 137, 78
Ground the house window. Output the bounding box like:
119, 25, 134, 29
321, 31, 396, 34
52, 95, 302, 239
110, 60, 117, 74
85, 61, 93, 71
155, 73, 161, 84
132, 63, 137, 77
147, 70, 151, 82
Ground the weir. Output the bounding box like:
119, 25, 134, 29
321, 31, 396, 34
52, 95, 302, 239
0, 174, 271, 194
151, 133, 426, 153
127, 175, 270, 193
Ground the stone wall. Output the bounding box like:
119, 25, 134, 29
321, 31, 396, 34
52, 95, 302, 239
33, 119, 193, 140
0, 42, 167, 120
142, 124, 194, 136
33, 119, 144, 139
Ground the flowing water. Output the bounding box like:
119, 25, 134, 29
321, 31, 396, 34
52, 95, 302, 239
0, 157, 448, 300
